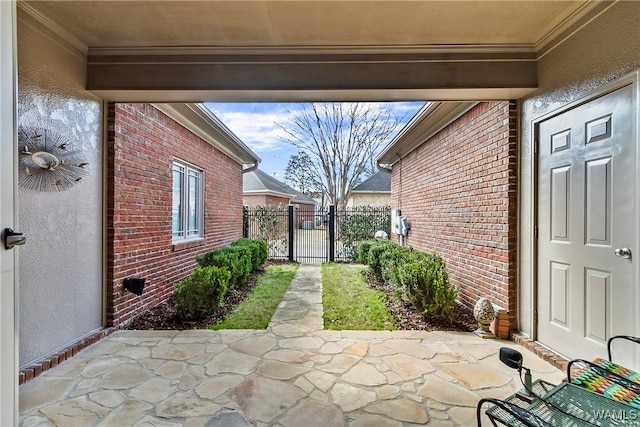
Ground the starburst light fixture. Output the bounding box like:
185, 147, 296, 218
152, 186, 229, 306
18, 127, 89, 192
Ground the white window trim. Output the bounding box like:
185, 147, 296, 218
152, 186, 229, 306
172, 158, 204, 242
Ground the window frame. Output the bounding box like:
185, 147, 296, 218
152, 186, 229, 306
172, 158, 204, 242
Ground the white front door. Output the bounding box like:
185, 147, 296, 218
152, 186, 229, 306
0, 0, 18, 425
537, 80, 638, 370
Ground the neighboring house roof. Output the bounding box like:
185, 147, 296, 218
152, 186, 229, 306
152, 103, 261, 166
352, 171, 391, 193
244, 169, 316, 205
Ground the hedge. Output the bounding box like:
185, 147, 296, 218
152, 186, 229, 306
174, 266, 231, 320
176, 238, 269, 320
358, 239, 458, 320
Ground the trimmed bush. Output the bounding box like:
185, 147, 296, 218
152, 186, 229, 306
357, 240, 374, 264
232, 238, 268, 269
359, 239, 458, 320
361, 239, 396, 277
196, 238, 267, 288
174, 266, 231, 320
395, 252, 457, 319
196, 247, 248, 287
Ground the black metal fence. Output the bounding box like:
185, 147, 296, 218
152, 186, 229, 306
334, 205, 391, 261
243, 205, 391, 263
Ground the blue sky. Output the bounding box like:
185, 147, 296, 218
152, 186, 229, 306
205, 102, 425, 181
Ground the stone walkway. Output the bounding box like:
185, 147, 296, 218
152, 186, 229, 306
19, 264, 563, 426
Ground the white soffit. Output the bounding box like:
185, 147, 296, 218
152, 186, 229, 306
152, 103, 260, 165
377, 101, 478, 165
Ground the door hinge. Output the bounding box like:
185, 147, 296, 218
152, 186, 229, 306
534, 226, 538, 239
534, 138, 539, 155
533, 310, 538, 326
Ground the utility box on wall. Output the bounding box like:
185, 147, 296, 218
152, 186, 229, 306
399, 217, 410, 236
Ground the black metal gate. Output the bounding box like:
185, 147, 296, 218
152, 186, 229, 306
243, 205, 391, 263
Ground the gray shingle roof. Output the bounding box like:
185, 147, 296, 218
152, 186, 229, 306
352, 171, 391, 192
243, 169, 316, 205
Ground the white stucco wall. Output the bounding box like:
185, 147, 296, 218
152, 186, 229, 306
518, 1, 640, 336
17, 12, 103, 367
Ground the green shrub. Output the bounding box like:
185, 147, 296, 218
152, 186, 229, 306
360, 239, 458, 320
357, 240, 374, 264
197, 247, 250, 287
174, 266, 231, 320
196, 238, 271, 287
232, 238, 268, 269
395, 252, 458, 319
365, 239, 396, 277
226, 245, 253, 284
379, 243, 413, 287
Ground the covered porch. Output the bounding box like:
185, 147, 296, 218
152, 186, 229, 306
2, 1, 638, 424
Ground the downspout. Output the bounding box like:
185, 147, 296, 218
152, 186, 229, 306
242, 161, 260, 173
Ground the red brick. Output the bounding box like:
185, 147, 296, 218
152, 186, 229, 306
106, 103, 245, 327
391, 101, 518, 328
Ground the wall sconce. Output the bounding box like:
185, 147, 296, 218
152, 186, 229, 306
123, 277, 146, 296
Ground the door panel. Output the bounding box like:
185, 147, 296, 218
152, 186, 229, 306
550, 262, 570, 327
585, 158, 611, 245
537, 83, 637, 369
550, 166, 570, 241
584, 268, 610, 344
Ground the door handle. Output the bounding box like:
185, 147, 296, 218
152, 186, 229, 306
614, 247, 632, 259
4, 228, 26, 250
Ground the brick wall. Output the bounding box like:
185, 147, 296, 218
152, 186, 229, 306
106, 103, 244, 327
391, 101, 518, 331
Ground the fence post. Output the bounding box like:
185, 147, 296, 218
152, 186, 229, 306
288, 205, 294, 261
242, 206, 249, 238
329, 205, 335, 262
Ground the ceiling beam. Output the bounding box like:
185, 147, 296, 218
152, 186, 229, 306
87, 49, 537, 102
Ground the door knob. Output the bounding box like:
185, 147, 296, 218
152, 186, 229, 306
614, 247, 632, 259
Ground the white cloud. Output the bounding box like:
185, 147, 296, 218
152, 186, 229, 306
208, 109, 292, 153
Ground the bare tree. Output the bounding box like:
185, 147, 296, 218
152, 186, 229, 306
277, 103, 403, 208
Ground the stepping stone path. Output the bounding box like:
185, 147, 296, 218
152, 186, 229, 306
19, 264, 563, 426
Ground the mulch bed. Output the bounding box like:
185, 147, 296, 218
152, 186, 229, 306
124, 278, 255, 331
364, 271, 477, 332
125, 261, 477, 332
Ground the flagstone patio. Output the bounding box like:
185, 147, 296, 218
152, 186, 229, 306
19, 264, 563, 426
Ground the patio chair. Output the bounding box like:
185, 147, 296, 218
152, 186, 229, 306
567, 335, 640, 408
477, 398, 553, 427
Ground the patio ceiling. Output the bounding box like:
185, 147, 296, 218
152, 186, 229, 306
19, 0, 611, 102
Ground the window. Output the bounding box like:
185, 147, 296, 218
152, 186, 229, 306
172, 160, 203, 240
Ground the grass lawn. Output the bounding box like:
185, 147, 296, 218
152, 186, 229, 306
208, 263, 299, 330
322, 262, 396, 330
